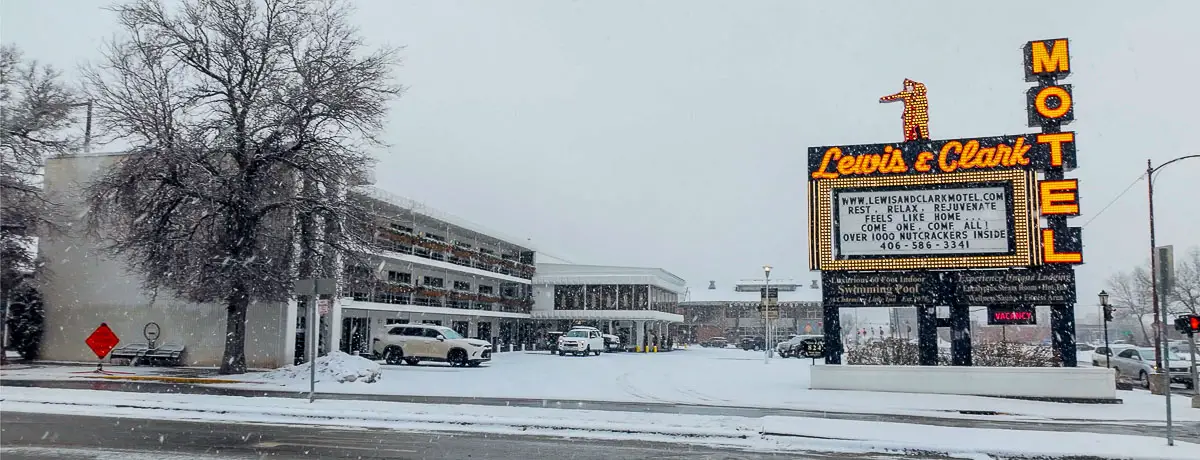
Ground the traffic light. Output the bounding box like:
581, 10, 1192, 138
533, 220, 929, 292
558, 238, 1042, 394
1174, 315, 1200, 334
1103, 305, 1114, 322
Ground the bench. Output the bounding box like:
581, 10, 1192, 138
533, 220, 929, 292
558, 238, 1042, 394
109, 343, 186, 367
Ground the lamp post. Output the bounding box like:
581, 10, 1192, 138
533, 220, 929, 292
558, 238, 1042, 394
1145, 154, 1198, 447
763, 265, 772, 364
1099, 290, 1112, 369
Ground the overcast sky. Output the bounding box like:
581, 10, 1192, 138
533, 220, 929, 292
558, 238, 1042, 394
3, 0, 1198, 321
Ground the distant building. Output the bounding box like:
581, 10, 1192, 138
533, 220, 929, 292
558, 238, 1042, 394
677, 282, 821, 344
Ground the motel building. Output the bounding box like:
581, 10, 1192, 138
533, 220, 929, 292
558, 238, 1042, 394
36, 153, 682, 368
529, 264, 686, 351
38, 153, 541, 367
330, 186, 540, 361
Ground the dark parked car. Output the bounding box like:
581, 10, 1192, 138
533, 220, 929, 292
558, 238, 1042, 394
701, 337, 728, 348
545, 331, 564, 353
739, 336, 765, 351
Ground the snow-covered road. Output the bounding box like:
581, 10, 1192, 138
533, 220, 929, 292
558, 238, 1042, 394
4, 386, 1198, 460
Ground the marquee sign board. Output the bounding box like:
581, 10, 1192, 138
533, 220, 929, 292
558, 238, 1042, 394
821, 266, 1075, 308
811, 169, 1039, 271
821, 270, 943, 308
834, 184, 1012, 258
952, 266, 1076, 305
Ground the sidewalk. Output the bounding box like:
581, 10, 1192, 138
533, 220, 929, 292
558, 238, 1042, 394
4, 385, 1198, 460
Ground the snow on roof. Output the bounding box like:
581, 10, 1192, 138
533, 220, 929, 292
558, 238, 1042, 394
534, 263, 687, 293
352, 186, 534, 251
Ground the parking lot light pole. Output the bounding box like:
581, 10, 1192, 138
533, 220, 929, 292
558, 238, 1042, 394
1099, 290, 1111, 369
763, 265, 772, 364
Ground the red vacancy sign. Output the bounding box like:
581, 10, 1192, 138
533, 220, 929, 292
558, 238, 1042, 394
85, 323, 121, 359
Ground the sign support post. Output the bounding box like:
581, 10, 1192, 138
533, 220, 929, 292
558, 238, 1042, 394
950, 304, 971, 366
1188, 329, 1198, 403
295, 278, 336, 403
917, 305, 938, 365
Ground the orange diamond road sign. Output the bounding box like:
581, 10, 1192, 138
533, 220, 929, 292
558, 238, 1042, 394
85, 323, 121, 359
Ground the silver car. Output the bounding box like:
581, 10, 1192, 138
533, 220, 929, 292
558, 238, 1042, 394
1109, 347, 1194, 389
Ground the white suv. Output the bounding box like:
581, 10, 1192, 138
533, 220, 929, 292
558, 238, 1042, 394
373, 324, 492, 367
558, 327, 605, 356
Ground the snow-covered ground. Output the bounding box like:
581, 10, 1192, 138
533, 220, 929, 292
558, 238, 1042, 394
3, 386, 1197, 460
5, 347, 1197, 423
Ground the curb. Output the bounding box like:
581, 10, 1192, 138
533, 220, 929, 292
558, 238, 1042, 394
1, 396, 756, 441
71, 375, 252, 384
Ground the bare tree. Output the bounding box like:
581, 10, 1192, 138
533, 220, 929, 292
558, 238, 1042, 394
1167, 247, 1199, 316
83, 0, 402, 374
1, 45, 77, 288
1106, 268, 1154, 346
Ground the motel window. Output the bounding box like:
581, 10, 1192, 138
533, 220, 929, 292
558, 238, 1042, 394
390, 223, 413, 234
454, 280, 471, 291
387, 271, 412, 284
424, 233, 445, 242
502, 284, 519, 298
478, 285, 494, 295
423, 276, 444, 288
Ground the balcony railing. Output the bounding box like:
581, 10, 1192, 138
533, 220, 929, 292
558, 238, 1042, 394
374, 226, 535, 280
349, 280, 533, 314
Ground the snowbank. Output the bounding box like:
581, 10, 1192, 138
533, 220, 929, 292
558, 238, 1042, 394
261, 351, 380, 384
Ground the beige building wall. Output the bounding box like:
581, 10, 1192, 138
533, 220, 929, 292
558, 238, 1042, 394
38, 154, 290, 368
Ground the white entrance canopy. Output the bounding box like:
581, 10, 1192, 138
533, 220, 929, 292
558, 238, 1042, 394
531, 309, 683, 323
534, 263, 686, 293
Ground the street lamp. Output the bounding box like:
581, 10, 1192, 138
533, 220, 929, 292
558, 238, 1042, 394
1099, 290, 1112, 369
1146, 155, 1199, 369
763, 265, 772, 364
1145, 154, 1198, 448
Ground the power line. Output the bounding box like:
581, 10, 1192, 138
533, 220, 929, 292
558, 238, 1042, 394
1081, 173, 1144, 228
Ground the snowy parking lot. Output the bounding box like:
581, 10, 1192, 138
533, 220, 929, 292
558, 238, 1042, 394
239, 347, 1199, 422
5, 346, 1198, 423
